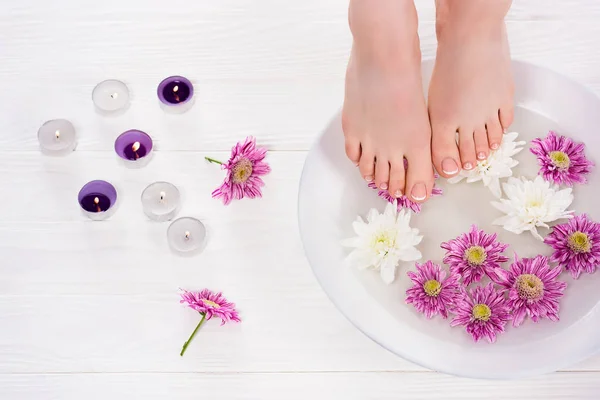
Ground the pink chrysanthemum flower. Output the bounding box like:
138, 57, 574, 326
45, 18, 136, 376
530, 130, 593, 186
450, 283, 511, 343
544, 214, 600, 279
179, 289, 241, 356
207, 136, 271, 205
441, 225, 509, 286
493, 255, 567, 327
405, 261, 461, 319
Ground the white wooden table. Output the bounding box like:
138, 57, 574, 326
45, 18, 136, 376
1, 1, 599, 398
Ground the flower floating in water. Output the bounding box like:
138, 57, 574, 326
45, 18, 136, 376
530, 130, 594, 186
206, 136, 271, 205
405, 261, 461, 319
450, 283, 511, 343
441, 225, 509, 286
544, 214, 600, 279
448, 131, 526, 198
342, 202, 422, 284
491, 176, 573, 240
179, 289, 241, 356
493, 255, 566, 327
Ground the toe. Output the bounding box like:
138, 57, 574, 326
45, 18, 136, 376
374, 157, 390, 190
431, 124, 461, 178
486, 116, 504, 150
499, 105, 514, 131
344, 137, 362, 165
474, 126, 489, 161
458, 127, 477, 171
406, 148, 434, 203
388, 157, 406, 198
358, 149, 375, 182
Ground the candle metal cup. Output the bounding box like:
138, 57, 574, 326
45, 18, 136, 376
114, 130, 153, 168
78, 180, 117, 221
92, 79, 130, 115
141, 181, 181, 222
167, 217, 207, 255
38, 119, 77, 156
157, 75, 194, 113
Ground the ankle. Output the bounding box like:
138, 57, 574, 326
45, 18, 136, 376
435, 0, 510, 40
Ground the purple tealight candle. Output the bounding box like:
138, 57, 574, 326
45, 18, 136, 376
78, 180, 117, 221
114, 129, 153, 167
157, 75, 195, 113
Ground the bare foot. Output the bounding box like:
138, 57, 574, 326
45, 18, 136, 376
429, 0, 514, 177
342, 0, 435, 202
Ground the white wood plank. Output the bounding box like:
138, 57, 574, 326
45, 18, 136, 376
1, 372, 599, 399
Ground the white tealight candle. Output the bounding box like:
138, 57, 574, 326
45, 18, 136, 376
38, 119, 77, 156
92, 79, 130, 113
141, 181, 181, 222
167, 217, 207, 255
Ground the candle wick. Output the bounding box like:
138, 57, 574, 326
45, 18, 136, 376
94, 196, 102, 212
132, 141, 141, 160
184, 231, 191, 240
111, 92, 118, 99
159, 191, 166, 202
55, 130, 60, 140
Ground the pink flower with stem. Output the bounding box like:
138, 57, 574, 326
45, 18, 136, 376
493, 255, 567, 327
405, 261, 461, 319
450, 283, 511, 343
206, 136, 271, 205
179, 289, 241, 356
530, 130, 593, 186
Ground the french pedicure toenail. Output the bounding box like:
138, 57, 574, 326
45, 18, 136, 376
477, 152, 486, 160
365, 175, 373, 182
441, 158, 459, 175
394, 190, 402, 198
411, 183, 427, 201
490, 143, 500, 150
463, 162, 473, 170
380, 183, 388, 190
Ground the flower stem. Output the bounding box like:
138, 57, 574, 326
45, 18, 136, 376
205, 157, 223, 165
180, 313, 206, 356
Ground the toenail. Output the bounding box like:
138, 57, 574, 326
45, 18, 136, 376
490, 143, 499, 150
365, 175, 373, 182
441, 158, 459, 175
380, 183, 388, 190
464, 162, 473, 170
411, 183, 427, 201
394, 190, 403, 198
477, 152, 486, 160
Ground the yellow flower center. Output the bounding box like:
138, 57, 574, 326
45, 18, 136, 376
568, 231, 592, 254
464, 246, 487, 266
472, 304, 491, 322
423, 279, 442, 297
549, 151, 571, 170
515, 274, 544, 300
202, 299, 221, 309
371, 231, 395, 253
232, 158, 253, 184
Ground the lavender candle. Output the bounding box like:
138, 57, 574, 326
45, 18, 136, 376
78, 180, 117, 220
157, 75, 194, 113
114, 130, 153, 167
38, 119, 77, 156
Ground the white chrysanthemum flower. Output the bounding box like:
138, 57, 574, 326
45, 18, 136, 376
341, 202, 423, 284
491, 176, 574, 240
448, 131, 526, 198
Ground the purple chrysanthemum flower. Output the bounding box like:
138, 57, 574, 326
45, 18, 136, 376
450, 283, 511, 343
544, 214, 600, 279
180, 288, 241, 325
208, 136, 271, 205
441, 225, 509, 286
405, 261, 461, 319
493, 255, 566, 327
530, 130, 593, 186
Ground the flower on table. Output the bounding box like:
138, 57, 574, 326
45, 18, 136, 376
341, 202, 423, 284
530, 130, 594, 186
491, 176, 574, 240
544, 214, 600, 279
450, 283, 511, 343
448, 131, 526, 198
206, 136, 271, 205
440, 225, 509, 286
179, 289, 241, 356
405, 261, 461, 319
493, 255, 566, 327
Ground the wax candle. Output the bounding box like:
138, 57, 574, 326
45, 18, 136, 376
92, 79, 130, 113
114, 130, 153, 167
38, 119, 77, 156
78, 180, 117, 220
141, 181, 181, 222
167, 217, 207, 255
157, 76, 194, 113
